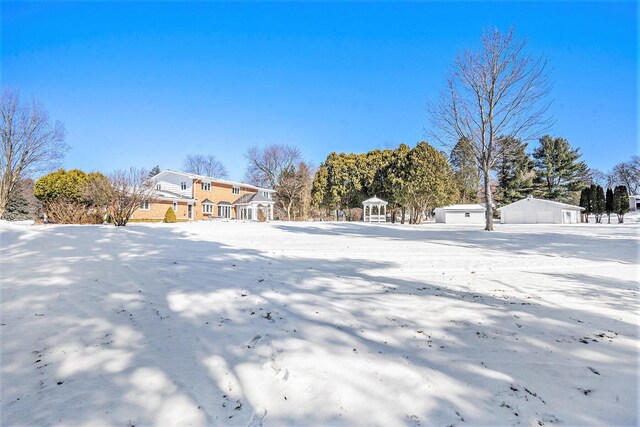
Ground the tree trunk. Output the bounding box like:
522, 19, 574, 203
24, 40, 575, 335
483, 165, 494, 231
400, 206, 405, 224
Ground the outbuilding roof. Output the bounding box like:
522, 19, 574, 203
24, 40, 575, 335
498, 196, 584, 211
435, 204, 486, 211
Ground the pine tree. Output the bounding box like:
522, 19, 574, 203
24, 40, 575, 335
605, 187, 614, 224
450, 137, 479, 203
1, 184, 32, 220
613, 186, 630, 223
593, 185, 605, 223
148, 166, 161, 178
533, 135, 587, 203
579, 188, 590, 223
494, 136, 535, 206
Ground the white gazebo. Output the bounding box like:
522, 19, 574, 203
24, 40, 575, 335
362, 196, 388, 223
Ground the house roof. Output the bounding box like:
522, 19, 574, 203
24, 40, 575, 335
498, 196, 584, 211
233, 193, 274, 205
152, 169, 276, 193
435, 204, 486, 212
152, 189, 196, 202
201, 198, 213, 204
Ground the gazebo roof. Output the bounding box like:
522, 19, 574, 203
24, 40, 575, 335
362, 196, 388, 205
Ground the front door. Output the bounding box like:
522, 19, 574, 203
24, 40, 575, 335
188, 204, 193, 220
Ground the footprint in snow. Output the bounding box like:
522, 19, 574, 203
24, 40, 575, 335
247, 407, 267, 427
247, 335, 262, 349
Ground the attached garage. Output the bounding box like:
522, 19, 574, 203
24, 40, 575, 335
498, 196, 583, 224
434, 204, 486, 224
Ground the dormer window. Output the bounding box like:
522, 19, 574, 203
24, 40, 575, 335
232, 187, 240, 195
262, 191, 270, 198
181, 182, 187, 190
156, 184, 161, 190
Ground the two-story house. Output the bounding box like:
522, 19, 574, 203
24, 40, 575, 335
130, 170, 276, 222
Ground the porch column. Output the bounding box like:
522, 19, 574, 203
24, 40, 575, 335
269, 204, 273, 221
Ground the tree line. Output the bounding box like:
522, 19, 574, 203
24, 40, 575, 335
2, 27, 637, 227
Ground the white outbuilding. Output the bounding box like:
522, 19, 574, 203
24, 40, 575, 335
629, 194, 640, 211
434, 204, 486, 224
498, 195, 583, 224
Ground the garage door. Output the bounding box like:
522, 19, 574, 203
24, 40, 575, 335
537, 211, 554, 223
506, 211, 525, 223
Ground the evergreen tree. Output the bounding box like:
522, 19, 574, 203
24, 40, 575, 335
1, 183, 32, 220
613, 185, 630, 223
605, 187, 614, 224
579, 188, 591, 223
450, 137, 479, 203
404, 142, 458, 223
593, 185, 605, 223
148, 165, 161, 178
494, 136, 535, 206
533, 135, 588, 203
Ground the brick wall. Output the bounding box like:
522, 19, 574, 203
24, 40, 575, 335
192, 179, 257, 221
130, 200, 190, 221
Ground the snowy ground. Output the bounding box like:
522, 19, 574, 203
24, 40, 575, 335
1, 220, 638, 426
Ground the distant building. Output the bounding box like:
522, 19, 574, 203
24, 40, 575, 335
434, 204, 486, 224
498, 195, 583, 224
130, 170, 276, 222
629, 194, 640, 211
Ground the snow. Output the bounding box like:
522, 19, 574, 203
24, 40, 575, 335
1, 220, 638, 426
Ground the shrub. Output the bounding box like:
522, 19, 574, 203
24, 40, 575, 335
163, 207, 177, 223
34, 169, 110, 224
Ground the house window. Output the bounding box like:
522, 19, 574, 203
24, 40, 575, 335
232, 187, 240, 195
218, 205, 231, 218
181, 182, 187, 190
202, 203, 213, 214
156, 183, 161, 190
140, 201, 150, 210
201, 182, 211, 191
465, 212, 470, 218
263, 191, 270, 198
173, 202, 178, 212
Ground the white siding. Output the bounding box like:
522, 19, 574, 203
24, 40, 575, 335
500, 198, 582, 224
435, 209, 485, 224
152, 173, 193, 198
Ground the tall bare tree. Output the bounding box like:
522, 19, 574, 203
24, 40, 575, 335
244, 144, 302, 188
245, 144, 312, 220
429, 27, 553, 230
183, 154, 228, 178
107, 167, 154, 226
0, 88, 67, 218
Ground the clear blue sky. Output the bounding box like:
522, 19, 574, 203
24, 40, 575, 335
2, 1, 637, 180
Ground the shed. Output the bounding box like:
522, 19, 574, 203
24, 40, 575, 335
434, 204, 486, 224
498, 195, 583, 224
629, 194, 640, 211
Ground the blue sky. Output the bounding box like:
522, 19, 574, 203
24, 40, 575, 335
2, 2, 637, 180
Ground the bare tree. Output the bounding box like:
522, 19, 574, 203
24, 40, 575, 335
245, 145, 312, 220
429, 27, 553, 230
610, 157, 639, 194
0, 88, 67, 218
277, 161, 314, 221
183, 154, 228, 178
107, 167, 154, 226
244, 144, 302, 188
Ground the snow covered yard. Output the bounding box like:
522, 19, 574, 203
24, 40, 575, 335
1, 221, 638, 427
